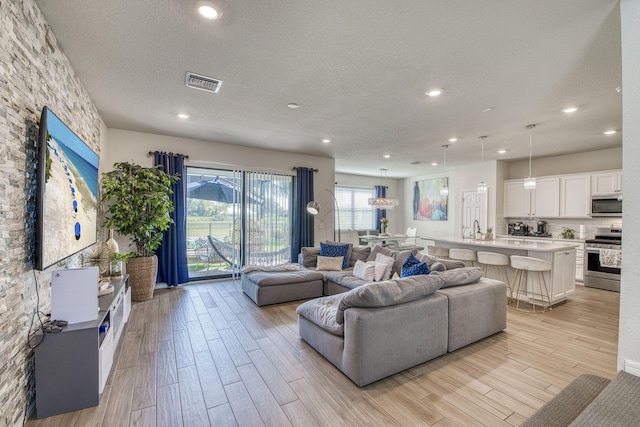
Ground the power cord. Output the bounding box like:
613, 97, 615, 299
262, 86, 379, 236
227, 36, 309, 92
25, 269, 46, 424
26, 269, 47, 350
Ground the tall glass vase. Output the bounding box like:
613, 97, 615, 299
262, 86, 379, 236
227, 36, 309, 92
106, 229, 123, 279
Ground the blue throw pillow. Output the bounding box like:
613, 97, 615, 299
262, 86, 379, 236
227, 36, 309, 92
401, 253, 430, 277
320, 242, 350, 269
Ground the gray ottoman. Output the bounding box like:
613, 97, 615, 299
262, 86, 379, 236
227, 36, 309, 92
241, 269, 324, 306
436, 278, 507, 352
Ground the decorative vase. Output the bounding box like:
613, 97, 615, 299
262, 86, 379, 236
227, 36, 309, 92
382, 223, 387, 234
127, 255, 158, 302
106, 229, 123, 279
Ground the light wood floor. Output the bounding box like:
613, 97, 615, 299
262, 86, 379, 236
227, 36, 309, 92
27, 282, 619, 427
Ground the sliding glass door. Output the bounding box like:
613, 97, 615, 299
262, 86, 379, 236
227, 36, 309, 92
186, 167, 292, 280
245, 172, 292, 266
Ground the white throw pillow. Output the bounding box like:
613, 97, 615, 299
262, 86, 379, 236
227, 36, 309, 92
366, 260, 389, 282
374, 253, 395, 280
316, 255, 344, 271
353, 260, 375, 282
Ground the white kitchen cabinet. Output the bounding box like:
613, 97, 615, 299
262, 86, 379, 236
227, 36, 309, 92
504, 180, 530, 217
560, 174, 591, 217
551, 249, 577, 301
591, 170, 622, 195
504, 177, 559, 218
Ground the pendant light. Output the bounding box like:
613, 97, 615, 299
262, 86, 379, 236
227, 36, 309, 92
368, 168, 399, 209
477, 136, 488, 194
524, 124, 537, 189
440, 145, 449, 196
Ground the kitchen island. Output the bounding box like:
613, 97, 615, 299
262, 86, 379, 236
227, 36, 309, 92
424, 237, 577, 305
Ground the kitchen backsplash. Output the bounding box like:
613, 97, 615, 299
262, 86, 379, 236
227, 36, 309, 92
503, 217, 622, 239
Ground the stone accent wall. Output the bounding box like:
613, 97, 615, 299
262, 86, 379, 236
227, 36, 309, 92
0, 1, 102, 424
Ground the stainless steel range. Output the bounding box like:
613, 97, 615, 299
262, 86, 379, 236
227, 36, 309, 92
584, 226, 621, 292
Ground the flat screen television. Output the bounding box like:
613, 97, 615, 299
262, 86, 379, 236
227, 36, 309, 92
35, 107, 99, 270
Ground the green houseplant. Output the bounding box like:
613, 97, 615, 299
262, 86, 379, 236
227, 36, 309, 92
101, 162, 180, 301
559, 227, 575, 239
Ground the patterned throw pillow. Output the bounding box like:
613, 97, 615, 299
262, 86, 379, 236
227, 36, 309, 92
320, 242, 350, 269
401, 253, 430, 277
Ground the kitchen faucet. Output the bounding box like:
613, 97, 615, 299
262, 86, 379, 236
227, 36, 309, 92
473, 219, 481, 238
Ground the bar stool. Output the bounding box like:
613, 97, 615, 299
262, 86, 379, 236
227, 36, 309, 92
448, 248, 477, 267
509, 255, 552, 313
476, 251, 512, 301
427, 246, 450, 260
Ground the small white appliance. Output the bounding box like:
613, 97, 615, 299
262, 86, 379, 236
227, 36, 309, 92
51, 267, 99, 324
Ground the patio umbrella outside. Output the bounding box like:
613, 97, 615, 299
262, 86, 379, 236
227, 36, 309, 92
187, 176, 263, 204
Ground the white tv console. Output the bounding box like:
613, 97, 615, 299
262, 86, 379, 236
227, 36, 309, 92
35, 276, 131, 418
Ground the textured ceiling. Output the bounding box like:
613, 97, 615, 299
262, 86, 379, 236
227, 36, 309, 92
35, 0, 622, 178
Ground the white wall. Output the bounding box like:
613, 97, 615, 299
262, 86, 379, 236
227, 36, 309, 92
399, 159, 500, 240
400, 168, 455, 240
618, 0, 640, 371
105, 129, 335, 246
509, 147, 622, 179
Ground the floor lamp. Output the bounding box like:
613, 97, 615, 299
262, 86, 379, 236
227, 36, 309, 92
306, 189, 341, 242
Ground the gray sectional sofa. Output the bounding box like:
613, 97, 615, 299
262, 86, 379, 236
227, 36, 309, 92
298, 244, 466, 294
296, 244, 508, 387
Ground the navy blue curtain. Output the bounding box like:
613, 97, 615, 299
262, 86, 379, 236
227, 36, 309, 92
374, 185, 387, 232
154, 152, 189, 286
292, 167, 315, 261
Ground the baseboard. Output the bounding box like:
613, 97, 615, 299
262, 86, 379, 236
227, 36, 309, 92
625, 359, 640, 377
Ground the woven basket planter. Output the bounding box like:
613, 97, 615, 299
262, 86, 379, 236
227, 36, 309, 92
127, 255, 158, 302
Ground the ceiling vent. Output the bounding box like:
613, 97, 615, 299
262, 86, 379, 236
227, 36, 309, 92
185, 72, 222, 93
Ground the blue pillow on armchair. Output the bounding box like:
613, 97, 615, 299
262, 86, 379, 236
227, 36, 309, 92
320, 242, 350, 269
401, 253, 430, 277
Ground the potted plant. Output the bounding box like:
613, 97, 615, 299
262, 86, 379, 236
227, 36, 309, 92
485, 226, 494, 240
101, 162, 180, 301
559, 227, 575, 239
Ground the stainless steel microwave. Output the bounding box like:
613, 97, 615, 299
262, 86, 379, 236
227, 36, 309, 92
591, 195, 622, 216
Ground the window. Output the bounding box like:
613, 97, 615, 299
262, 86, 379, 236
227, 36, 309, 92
335, 186, 375, 230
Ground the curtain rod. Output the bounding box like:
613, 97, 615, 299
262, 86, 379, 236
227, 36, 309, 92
292, 167, 318, 172
148, 151, 190, 160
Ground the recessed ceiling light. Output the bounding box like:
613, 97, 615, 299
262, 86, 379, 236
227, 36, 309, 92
322, 139, 331, 143
426, 88, 443, 97
603, 130, 617, 135
561, 106, 578, 113
497, 149, 507, 154
196, 1, 222, 20
448, 138, 458, 143
383, 154, 391, 159
481, 107, 494, 113
287, 103, 299, 109
176, 113, 190, 119
431, 161, 438, 166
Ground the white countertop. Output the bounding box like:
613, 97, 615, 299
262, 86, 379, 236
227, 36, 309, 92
423, 237, 579, 252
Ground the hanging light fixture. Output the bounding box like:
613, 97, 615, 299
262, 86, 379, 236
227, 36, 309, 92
524, 124, 537, 190
368, 168, 399, 209
440, 145, 449, 196
477, 136, 488, 194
